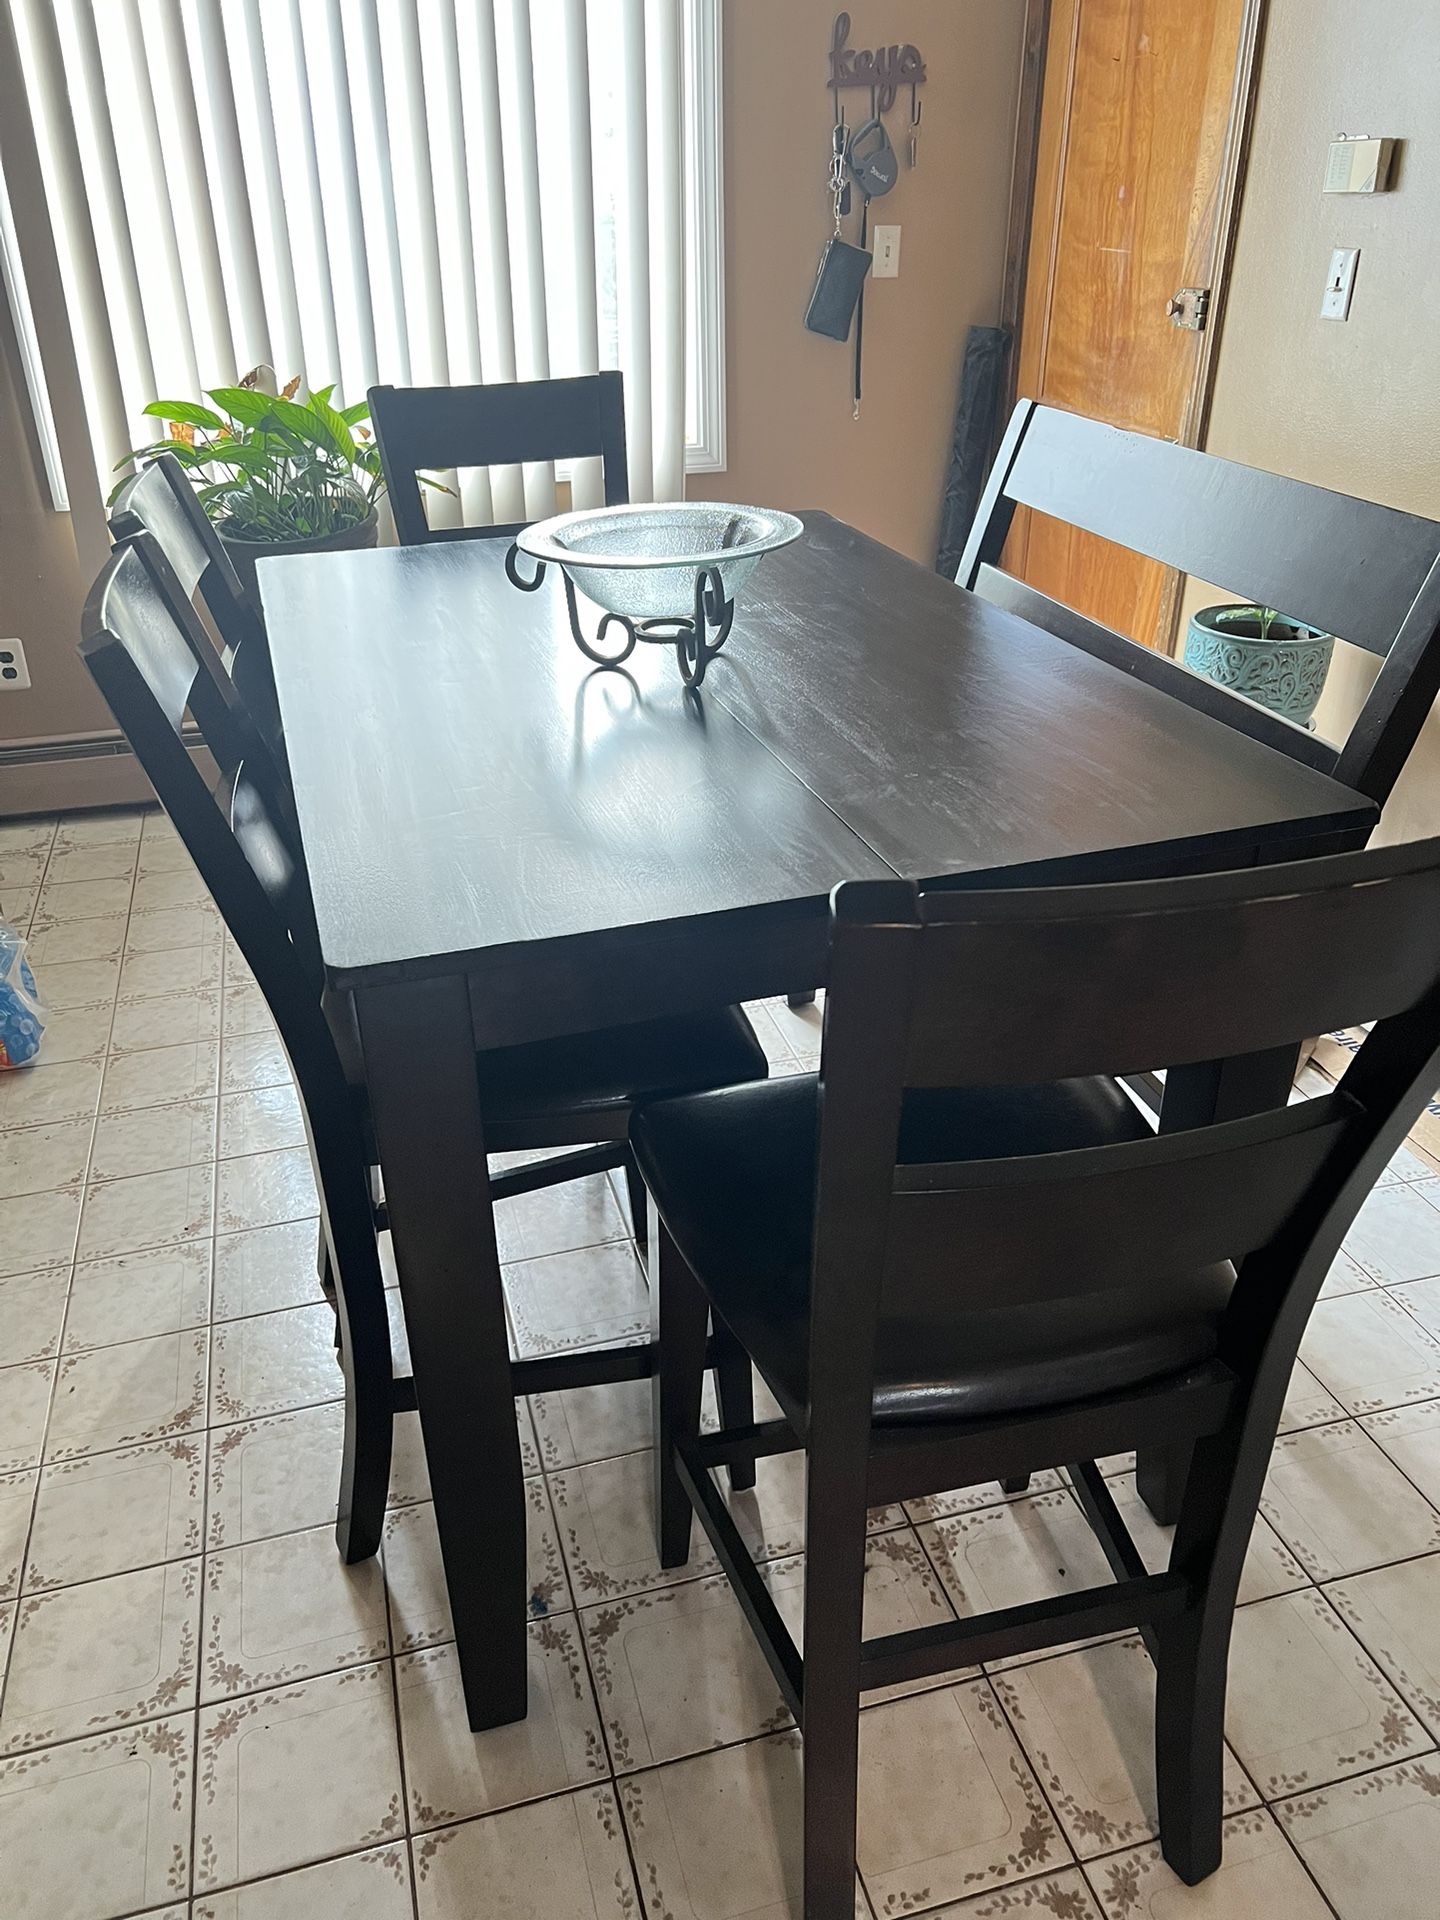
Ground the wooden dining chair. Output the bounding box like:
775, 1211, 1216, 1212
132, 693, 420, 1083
961, 401, 1440, 1526
633, 841, 1440, 1912
959, 400, 1440, 813
80, 535, 773, 1568
109, 451, 284, 757
368, 371, 629, 544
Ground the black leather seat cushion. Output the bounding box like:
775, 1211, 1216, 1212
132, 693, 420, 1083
631, 1073, 1234, 1426
474, 1005, 768, 1133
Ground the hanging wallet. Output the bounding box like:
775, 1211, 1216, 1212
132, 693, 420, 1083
804, 237, 871, 341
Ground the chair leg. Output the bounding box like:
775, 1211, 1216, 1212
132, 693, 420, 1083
624, 1148, 649, 1253
652, 1217, 709, 1568
787, 989, 817, 1009
1137, 1440, 1195, 1526
1000, 1475, 1030, 1495
320, 1157, 394, 1566
1153, 1604, 1228, 1884
801, 1457, 868, 1918
712, 1313, 757, 1492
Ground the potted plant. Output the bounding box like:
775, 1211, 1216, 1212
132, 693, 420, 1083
113, 371, 387, 597
1183, 602, 1336, 728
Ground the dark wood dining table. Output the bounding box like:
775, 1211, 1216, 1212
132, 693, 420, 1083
260, 512, 1377, 1730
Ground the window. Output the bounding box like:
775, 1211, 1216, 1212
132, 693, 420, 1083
7, 0, 724, 519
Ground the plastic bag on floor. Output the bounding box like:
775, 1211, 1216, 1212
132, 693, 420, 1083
0, 921, 45, 1068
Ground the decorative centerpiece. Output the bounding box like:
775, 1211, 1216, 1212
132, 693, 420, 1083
505, 502, 803, 687
1184, 603, 1336, 728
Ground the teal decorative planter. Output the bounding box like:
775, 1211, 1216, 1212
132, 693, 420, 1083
1184, 604, 1335, 727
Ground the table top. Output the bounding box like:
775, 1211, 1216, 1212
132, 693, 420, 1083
261, 513, 1375, 989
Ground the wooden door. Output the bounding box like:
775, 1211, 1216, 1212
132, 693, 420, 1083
1009, 0, 1253, 647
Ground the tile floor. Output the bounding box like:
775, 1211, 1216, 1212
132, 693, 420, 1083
4, 807, 1440, 1918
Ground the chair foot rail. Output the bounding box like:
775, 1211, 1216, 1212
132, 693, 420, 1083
511, 1344, 655, 1395
675, 1432, 805, 1718
487, 1143, 627, 1203
1069, 1460, 1159, 1659
859, 1573, 1190, 1690
691, 1420, 802, 1472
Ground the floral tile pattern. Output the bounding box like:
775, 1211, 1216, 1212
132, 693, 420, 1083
1275, 1756, 1440, 1920
411, 1787, 639, 1919
1, 809, 1438, 1912
856, 1681, 1068, 1908
383, 1480, 571, 1651
582, 1571, 794, 1771
201, 1522, 390, 1698
933, 1871, 1103, 1917
0, 1715, 193, 1920
0, 1556, 200, 1754
993, 1637, 1257, 1858
1260, 1420, 1440, 1579
618, 1732, 873, 1918
191, 1843, 413, 1920
398, 1624, 607, 1828
1224, 1588, 1431, 1797
194, 1661, 404, 1892
24, 1437, 204, 1589
1325, 1553, 1440, 1739
1085, 1807, 1334, 1917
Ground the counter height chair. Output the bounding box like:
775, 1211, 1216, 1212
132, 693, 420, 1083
109, 451, 285, 760
634, 842, 1440, 1913
959, 400, 1440, 1523
369, 371, 629, 545
80, 533, 769, 1567
961, 400, 1440, 818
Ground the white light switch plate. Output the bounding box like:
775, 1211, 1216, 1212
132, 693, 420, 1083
1321, 247, 1359, 320
872, 225, 901, 278
0, 641, 30, 690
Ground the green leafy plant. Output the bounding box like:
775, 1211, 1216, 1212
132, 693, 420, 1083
112, 371, 390, 543
1216, 604, 1294, 642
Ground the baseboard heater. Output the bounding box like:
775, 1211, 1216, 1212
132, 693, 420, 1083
0, 727, 208, 814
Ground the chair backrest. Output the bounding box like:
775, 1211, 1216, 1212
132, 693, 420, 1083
958, 401, 1440, 808
80, 535, 321, 1012
808, 844, 1440, 1424
368, 372, 629, 544
109, 453, 286, 752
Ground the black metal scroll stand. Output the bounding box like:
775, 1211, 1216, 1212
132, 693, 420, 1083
505, 546, 736, 689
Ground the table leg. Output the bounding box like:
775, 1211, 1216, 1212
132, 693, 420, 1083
356, 975, 528, 1729
1158, 1045, 1300, 1134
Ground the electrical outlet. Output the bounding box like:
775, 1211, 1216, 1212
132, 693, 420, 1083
0, 641, 30, 690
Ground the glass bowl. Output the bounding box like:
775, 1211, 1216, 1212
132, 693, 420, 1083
513, 502, 803, 622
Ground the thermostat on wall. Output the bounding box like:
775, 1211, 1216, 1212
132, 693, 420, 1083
1323, 136, 1396, 194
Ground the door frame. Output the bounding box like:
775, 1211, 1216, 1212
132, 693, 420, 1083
998, 0, 1271, 653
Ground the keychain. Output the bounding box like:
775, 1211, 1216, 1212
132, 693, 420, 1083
803, 109, 872, 345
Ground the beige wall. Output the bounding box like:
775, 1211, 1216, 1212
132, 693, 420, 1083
0, 294, 104, 750
1195, 0, 1440, 843
691, 0, 1025, 564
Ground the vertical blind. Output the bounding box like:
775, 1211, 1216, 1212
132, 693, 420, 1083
4, 0, 691, 536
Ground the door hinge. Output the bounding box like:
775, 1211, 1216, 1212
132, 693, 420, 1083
1167, 286, 1212, 332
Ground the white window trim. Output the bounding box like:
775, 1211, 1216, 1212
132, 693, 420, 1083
0, 154, 68, 511
684, 0, 725, 475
